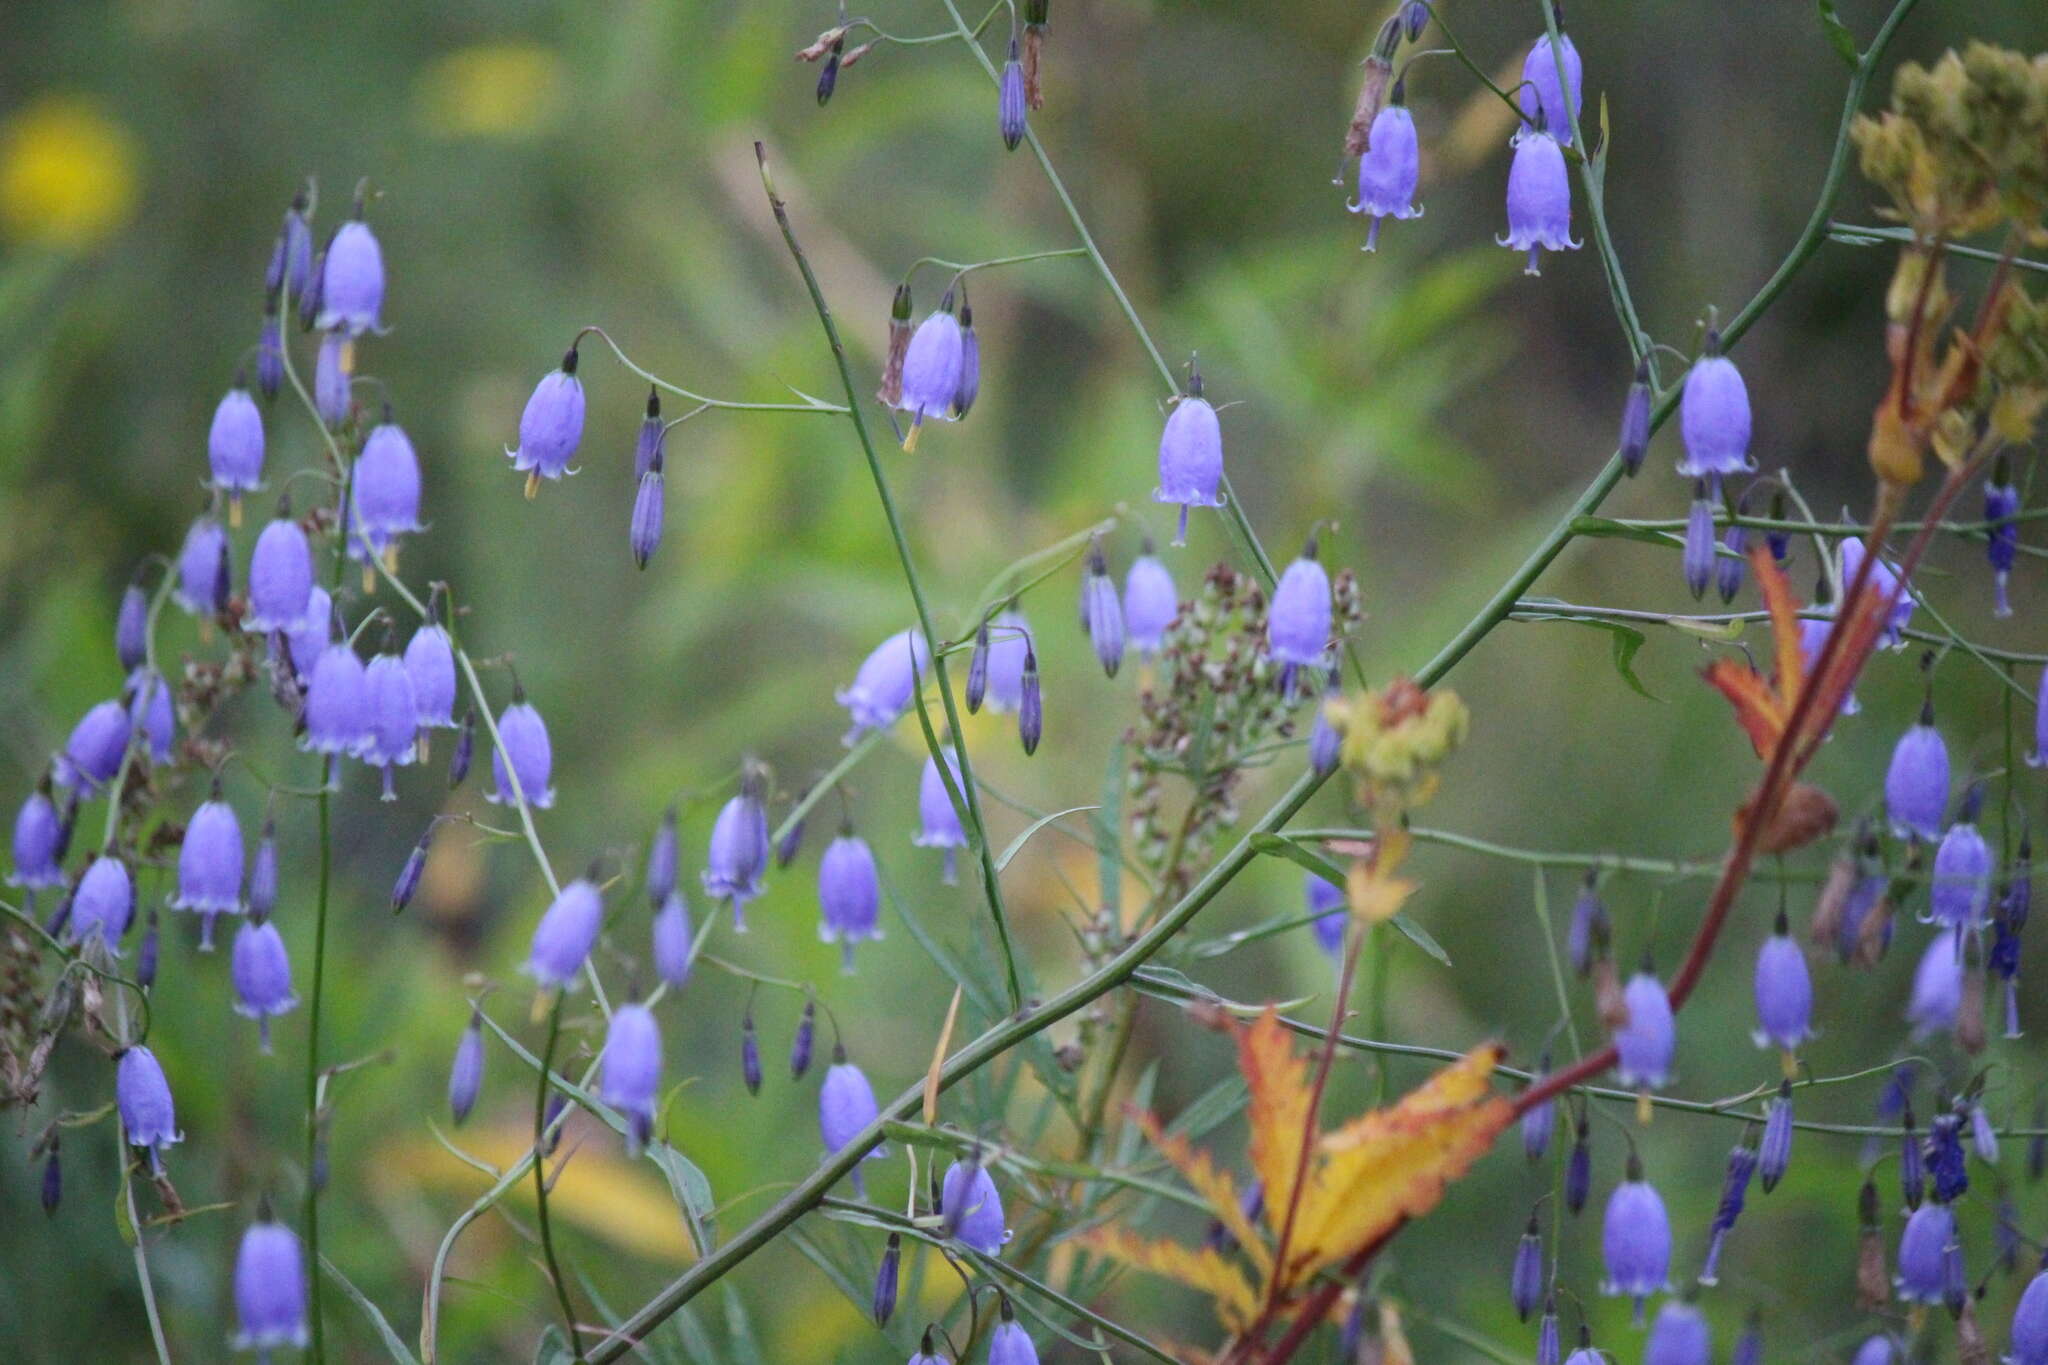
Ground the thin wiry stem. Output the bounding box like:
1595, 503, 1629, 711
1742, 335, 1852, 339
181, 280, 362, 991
532, 994, 583, 1360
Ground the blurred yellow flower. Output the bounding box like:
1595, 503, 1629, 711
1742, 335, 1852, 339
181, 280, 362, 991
415, 42, 564, 139
0, 94, 139, 249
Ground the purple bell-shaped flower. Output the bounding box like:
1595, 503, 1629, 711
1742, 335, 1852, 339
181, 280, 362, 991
116, 1045, 182, 1173
1885, 700, 1950, 842
1751, 913, 1813, 1051
508, 347, 587, 495
1613, 967, 1675, 1090
1601, 1160, 1671, 1321
9, 784, 65, 896
2010, 1268, 2048, 1364
914, 750, 969, 885
1643, 1301, 1710, 1365
837, 628, 932, 746
231, 917, 297, 1052
404, 610, 458, 732
348, 416, 424, 570
1350, 97, 1422, 252
362, 652, 419, 800
987, 1304, 1039, 1365
982, 611, 1033, 714
525, 877, 604, 989
1498, 128, 1579, 275
70, 854, 134, 952
174, 516, 230, 619
1907, 928, 1965, 1037
896, 299, 964, 447
818, 830, 882, 971
1306, 870, 1345, 957
1928, 788, 1992, 931
1894, 1201, 1956, 1303
1123, 545, 1178, 655
702, 771, 770, 927
57, 699, 130, 792
1154, 369, 1225, 545
301, 640, 372, 765
1840, 536, 1914, 648
207, 380, 266, 522
280, 586, 332, 681
128, 668, 175, 766
245, 506, 315, 634
487, 691, 555, 809
314, 330, 352, 427
1676, 338, 1753, 480
1517, 30, 1583, 145
1267, 534, 1333, 678
652, 889, 693, 988
316, 213, 385, 336
172, 787, 245, 949
940, 1158, 1009, 1254
232, 1210, 309, 1353
600, 1000, 663, 1155
819, 1047, 885, 1193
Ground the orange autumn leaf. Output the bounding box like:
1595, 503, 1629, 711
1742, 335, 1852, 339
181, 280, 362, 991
1130, 1110, 1272, 1280
1238, 1007, 1314, 1239
1704, 545, 1803, 759
1076, 1225, 1262, 1332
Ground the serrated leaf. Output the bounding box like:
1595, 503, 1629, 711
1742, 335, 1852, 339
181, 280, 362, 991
994, 805, 1100, 873
1817, 0, 1860, 68
1073, 1226, 1261, 1332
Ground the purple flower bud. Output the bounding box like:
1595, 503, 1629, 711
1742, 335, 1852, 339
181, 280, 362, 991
281, 586, 332, 681
873, 1233, 901, 1326
1731, 1316, 1762, 1365
941, 1158, 1009, 1253
231, 918, 297, 1051
1886, 706, 1950, 841
507, 348, 587, 489
1839, 537, 1914, 647
1993, 913, 2022, 1037
1268, 538, 1333, 670
1700, 1137, 1756, 1285
57, 699, 130, 792
1536, 1308, 1560, 1365
301, 641, 371, 759
1521, 1056, 1554, 1161
2011, 1269, 2048, 1363
248, 822, 279, 921
790, 999, 816, 1078
954, 301, 981, 419
1350, 102, 1422, 252
348, 419, 424, 567
70, 854, 134, 952
116, 1045, 181, 1171
1971, 1101, 1999, 1165
362, 653, 419, 800
816, 40, 842, 104
257, 306, 284, 401
1617, 357, 1651, 475
1018, 648, 1042, 755
1498, 130, 1579, 274
1613, 969, 1674, 1090
128, 668, 175, 766
136, 910, 159, 989
1752, 916, 1812, 1050
600, 1001, 663, 1155
1986, 472, 2019, 617
174, 516, 230, 618
1000, 44, 1027, 149
9, 787, 64, 892
267, 195, 313, 302
741, 1010, 763, 1095
1402, 0, 1427, 40
1510, 1213, 1542, 1319
1928, 1111, 1969, 1204
702, 776, 770, 927
1930, 815, 1992, 930
173, 794, 245, 945
317, 215, 385, 335
1853, 1336, 1896, 1365
448, 1011, 484, 1125
1677, 343, 1753, 481
1717, 518, 1748, 603
1082, 540, 1124, 676
1565, 1118, 1591, 1214
1308, 678, 1342, 777
1683, 487, 1715, 599
1123, 549, 1178, 654
651, 889, 693, 988
525, 878, 604, 989
646, 807, 680, 908
1758, 1083, 1794, 1194
837, 628, 933, 746
1306, 871, 1345, 957
818, 832, 882, 971
403, 620, 457, 731
988, 1307, 1038, 1365
449, 708, 475, 787
966, 622, 991, 713
635, 388, 664, 479
298, 246, 325, 330
40, 1140, 59, 1216
233, 1212, 310, 1352
314, 330, 352, 427
1154, 381, 1225, 545
487, 696, 555, 810
982, 611, 1033, 714
1567, 874, 1607, 975
1643, 1300, 1710, 1365
1908, 929, 1965, 1037
1601, 1166, 1671, 1321
208, 382, 266, 514
896, 304, 964, 439
776, 799, 808, 868
819, 1050, 884, 1189
1517, 31, 1583, 145
115, 582, 150, 674
1895, 1201, 1955, 1303
245, 511, 314, 634
915, 751, 969, 885
630, 461, 665, 570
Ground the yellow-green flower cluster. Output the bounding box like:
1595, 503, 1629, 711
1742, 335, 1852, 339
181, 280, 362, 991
1326, 678, 1468, 825
1853, 43, 2048, 237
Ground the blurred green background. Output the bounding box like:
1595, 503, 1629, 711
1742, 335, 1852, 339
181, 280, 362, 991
2, 0, 2046, 1361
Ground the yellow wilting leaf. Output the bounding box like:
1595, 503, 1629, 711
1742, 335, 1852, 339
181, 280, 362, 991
1130, 1111, 1271, 1280
1236, 1009, 1313, 1239
925, 985, 961, 1126
1345, 857, 1415, 926
1075, 1226, 1261, 1332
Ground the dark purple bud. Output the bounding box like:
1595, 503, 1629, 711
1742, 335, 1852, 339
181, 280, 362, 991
600, 1001, 662, 1155
872, 1232, 900, 1326
837, 628, 932, 746
1677, 337, 1753, 479
635, 388, 664, 479
896, 301, 965, 443
1902, 1104, 1926, 1209
1510, 1211, 1542, 1320
231, 917, 298, 1051
1499, 128, 1579, 274
136, 910, 159, 990
954, 300, 981, 418
645, 807, 681, 908
1601, 1162, 1671, 1322
1752, 913, 1812, 1051
449, 1009, 485, 1125
1986, 462, 2019, 618
488, 696, 555, 810
1123, 547, 1178, 655
1154, 377, 1224, 545
507, 348, 587, 490
248, 820, 279, 921
115, 1046, 182, 1173
966, 619, 991, 714
1927, 1111, 1968, 1204
1731, 1314, 1762, 1365
316, 213, 384, 336
790, 999, 816, 1079
1517, 31, 1583, 145
40, 1140, 59, 1217
741, 1009, 763, 1096
630, 460, 665, 570
1564, 1115, 1591, 1214
1700, 1136, 1757, 1285
999, 44, 1027, 149
1083, 539, 1124, 676
1615, 358, 1651, 475
818, 831, 881, 971
1717, 515, 1748, 603
1682, 485, 1715, 599
266, 195, 312, 302
775, 793, 808, 869
115, 583, 149, 673
1896, 1201, 1955, 1304
1759, 1081, 1794, 1193
1402, 1, 1427, 42
541, 1094, 568, 1155
1018, 648, 1042, 755
1567, 872, 1608, 975
449, 708, 475, 788
1521, 1055, 1554, 1161
391, 825, 432, 915
298, 247, 325, 331
314, 330, 351, 426
816, 38, 842, 105
1643, 1301, 1710, 1365
257, 305, 284, 402
233, 1210, 310, 1353
1766, 490, 1791, 563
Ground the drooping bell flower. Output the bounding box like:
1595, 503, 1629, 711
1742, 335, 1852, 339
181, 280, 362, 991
651, 889, 693, 988
251, 821, 284, 921
128, 669, 175, 766
1643, 1301, 1710, 1365
999, 41, 1027, 149
954, 300, 981, 419
1839, 536, 1913, 648
2010, 1269, 2048, 1364
507, 347, 587, 495
1908, 928, 1965, 1036
1699, 1136, 1757, 1285
896, 297, 965, 447
1082, 538, 1125, 676
1759, 1081, 1794, 1193
1752, 912, 1813, 1052
1682, 484, 1715, 599
69, 854, 134, 951
1517, 29, 1583, 145
1601, 1158, 1672, 1321
790, 999, 816, 1078
245, 505, 315, 634
981, 611, 1032, 714
116, 1045, 182, 1172
1885, 700, 1950, 841
282, 586, 332, 681
987, 1301, 1039, 1365
1154, 369, 1225, 545
915, 750, 970, 885
818, 830, 882, 971
403, 608, 458, 731
348, 416, 424, 570
1676, 337, 1753, 480
819, 1047, 885, 1193
1536, 1308, 1561, 1365
1309, 677, 1342, 776
173, 787, 245, 949
1498, 127, 1579, 275
941, 1158, 1009, 1253
1510, 1211, 1542, 1319
231, 917, 297, 1051
1929, 787, 1992, 930
487, 690, 555, 809
1564, 1114, 1591, 1213
876, 284, 913, 408
316, 211, 385, 335
1305, 870, 1345, 957
207, 380, 266, 523
9, 784, 65, 897
232, 1209, 309, 1354
266, 192, 313, 302
635, 388, 665, 478
1350, 93, 1422, 252
1617, 357, 1651, 475
1521, 1055, 1554, 1160
1018, 650, 1042, 755
1987, 460, 2020, 617
115, 581, 149, 673
57, 699, 130, 791
702, 771, 769, 927
1123, 545, 1178, 654
599, 1000, 663, 1155
448, 1010, 485, 1125
1895, 1201, 1956, 1303
174, 516, 230, 619
837, 628, 933, 745
630, 445, 665, 569
362, 651, 419, 800
1613, 966, 1674, 1091
525, 877, 604, 989
1267, 534, 1333, 683
301, 641, 372, 767
314, 330, 352, 427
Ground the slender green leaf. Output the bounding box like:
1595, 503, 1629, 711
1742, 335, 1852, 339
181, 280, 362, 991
647, 1141, 715, 1256
1817, 0, 1860, 68
321, 1255, 422, 1365
720, 1284, 764, 1365
995, 805, 1100, 873
532, 1324, 572, 1365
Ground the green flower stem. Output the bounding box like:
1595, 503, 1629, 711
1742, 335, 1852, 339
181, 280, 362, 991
531, 994, 583, 1360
